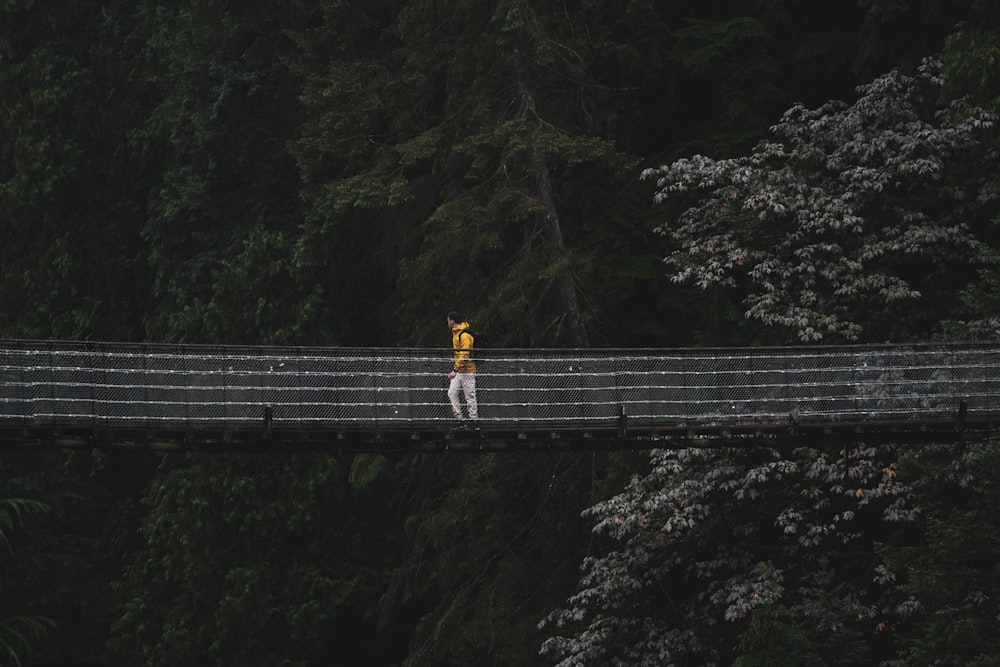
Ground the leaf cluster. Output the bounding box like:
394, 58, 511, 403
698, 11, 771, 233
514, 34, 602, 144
541, 444, 916, 665
644, 59, 997, 343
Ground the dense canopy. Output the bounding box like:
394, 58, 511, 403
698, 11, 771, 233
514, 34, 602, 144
2, 1, 999, 665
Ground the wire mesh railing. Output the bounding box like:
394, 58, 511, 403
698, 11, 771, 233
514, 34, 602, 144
0, 340, 997, 431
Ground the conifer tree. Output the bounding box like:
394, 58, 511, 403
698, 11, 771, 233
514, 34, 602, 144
289, 0, 640, 346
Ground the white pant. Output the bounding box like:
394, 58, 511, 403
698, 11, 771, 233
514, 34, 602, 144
448, 373, 478, 419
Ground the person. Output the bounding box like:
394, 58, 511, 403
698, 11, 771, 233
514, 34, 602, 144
447, 311, 478, 424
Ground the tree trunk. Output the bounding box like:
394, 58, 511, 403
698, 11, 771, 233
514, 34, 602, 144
516, 52, 590, 348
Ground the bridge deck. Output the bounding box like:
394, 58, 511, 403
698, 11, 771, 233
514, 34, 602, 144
1, 340, 998, 451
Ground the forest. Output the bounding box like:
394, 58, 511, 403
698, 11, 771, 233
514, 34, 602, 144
2, 0, 999, 664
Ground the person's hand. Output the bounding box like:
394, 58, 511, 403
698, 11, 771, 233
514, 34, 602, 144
448, 371, 456, 380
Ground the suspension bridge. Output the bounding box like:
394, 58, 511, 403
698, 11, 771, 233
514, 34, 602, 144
1, 339, 997, 452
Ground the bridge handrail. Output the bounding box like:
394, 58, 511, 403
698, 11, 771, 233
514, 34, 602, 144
1, 339, 998, 431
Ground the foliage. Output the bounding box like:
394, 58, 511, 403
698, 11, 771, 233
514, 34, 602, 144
540, 445, 914, 665
1, 449, 157, 666
0, 0, 151, 339
732, 566, 824, 667
288, 0, 643, 347
939, 12, 1000, 339
0, 616, 53, 667
880, 442, 1000, 666
947, 225, 1000, 339
0, 497, 53, 666
643, 58, 998, 343
382, 450, 639, 666
108, 452, 404, 666
2, 2, 1000, 666
137, 1, 316, 345
542, 32, 1000, 666
0, 498, 48, 556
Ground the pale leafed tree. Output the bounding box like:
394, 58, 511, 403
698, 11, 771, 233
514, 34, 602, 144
540, 59, 998, 667
539, 445, 915, 666
643, 58, 997, 343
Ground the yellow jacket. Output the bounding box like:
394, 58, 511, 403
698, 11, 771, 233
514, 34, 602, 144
451, 322, 477, 373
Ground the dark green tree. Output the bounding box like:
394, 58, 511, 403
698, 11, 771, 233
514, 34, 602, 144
0, 0, 151, 340
137, 1, 315, 345
1, 449, 157, 667
289, 0, 656, 348
881, 443, 1000, 666
939, 8, 1000, 340
1, 3, 163, 664
110, 452, 406, 666
0, 497, 52, 667
381, 450, 640, 666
